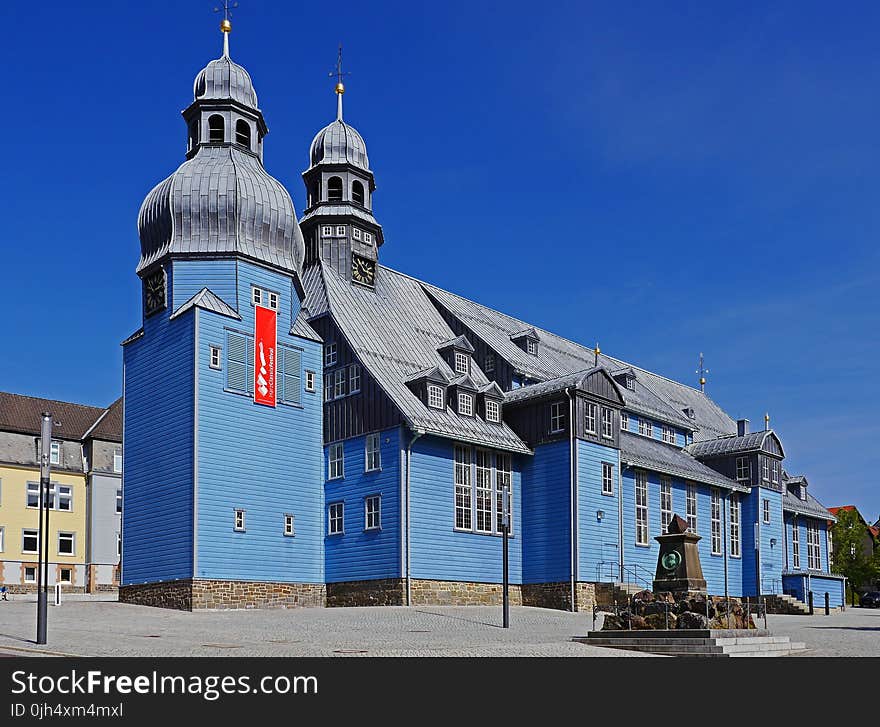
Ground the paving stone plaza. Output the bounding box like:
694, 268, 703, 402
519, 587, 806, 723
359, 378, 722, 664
0, 598, 877, 657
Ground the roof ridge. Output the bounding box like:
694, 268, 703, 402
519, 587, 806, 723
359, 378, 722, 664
0, 391, 106, 412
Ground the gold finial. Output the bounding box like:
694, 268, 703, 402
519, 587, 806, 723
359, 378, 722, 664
764, 412, 770, 430
220, 18, 232, 33
335, 82, 345, 95
330, 44, 351, 120
594, 342, 600, 366
696, 352, 709, 393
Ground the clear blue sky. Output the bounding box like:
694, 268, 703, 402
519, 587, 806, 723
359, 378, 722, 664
1, 1, 878, 520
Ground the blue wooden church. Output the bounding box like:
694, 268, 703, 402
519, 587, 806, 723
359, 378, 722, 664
120, 23, 845, 611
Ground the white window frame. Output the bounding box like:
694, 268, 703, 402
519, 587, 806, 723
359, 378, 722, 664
762, 498, 771, 524
284, 514, 295, 537
762, 457, 770, 482
638, 419, 652, 437
454, 351, 469, 375
601, 462, 614, 496
56, 485, 72, 512
321, 225, 333, 237
305, 370, 316, 392
601, 408, 613, 439
113, 448, 123, 473
485, 352, 495, 373
234, 509, 246, 532
735, 456, 750, 482
365, 433, 381, 472
333, 368, 346, 399
526, 339, 538, 355
550, 402, 565, 433
325, 343, 337, 367
352, 227, 362, 241
791, 523, 800, 569
584, 403, 597, 434
662, 425, 675, 444
251, 286, 263, 306
620, 412, 628, 432
635, 471, 649, 545
771, 460, 779, 484
427, 384, 445, 410
626, 376, 636, 391
660, 476, 672, 534
336, 225, 346, 237
57, 531, 75, 556
364, 232, 373, 244
24, 566, 37, 584
365, 495, 381, 531
328, 502, 344, 535
328, 443, 344, 480
496, 453, 513, 535
485, 399, 500, 423
686, 483, 697, 534
729, 493, 741, 558
349, 364, 361, 394
807, 524, 821, 570
59, 567, 73, 584
710, 489, 722, 555
50, 440, 62, 466
268, 291, 279, 311
454, 445, 472, 531
474, 449, 493, 534
457, 392, 474, 416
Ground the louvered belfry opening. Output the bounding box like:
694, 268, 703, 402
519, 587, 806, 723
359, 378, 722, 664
208, 115, 225, 143
327, 176, 343, 202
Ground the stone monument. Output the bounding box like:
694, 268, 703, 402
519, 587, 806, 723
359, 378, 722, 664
652, 514, 707, 595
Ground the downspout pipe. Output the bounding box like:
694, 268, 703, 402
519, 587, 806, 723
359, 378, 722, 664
567, 387, 577, 611
723, 490, 729, 604
404, 428, 425, 606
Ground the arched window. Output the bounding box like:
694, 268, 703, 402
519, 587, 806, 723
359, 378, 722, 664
208, 115, 224, 143
352, 180, 365, 206
235, 120, 251, 149
327, 176, 343, 202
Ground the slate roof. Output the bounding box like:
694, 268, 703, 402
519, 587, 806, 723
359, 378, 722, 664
686, 430, 786, 459
290, 313, 323, 343
503, 367, 620, 405
308, 119, 370, 171
0, 392, 107, 441
86, 397, 123, 443
783, 488, 835, 520
619, 431, 748, 491
304, 262, 531, 454
419, 280, 734, 440
170, 288, 241, 321
300, 204, 380, 228
193, 53, 259, 107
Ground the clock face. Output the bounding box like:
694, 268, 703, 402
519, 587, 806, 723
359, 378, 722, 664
351, 254, 376, 287
143, 268, 166, 316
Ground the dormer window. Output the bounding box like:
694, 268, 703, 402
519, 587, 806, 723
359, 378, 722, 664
485, 399, 500, 423
457, 392, 474, 416
427, 384, 445, 410
626, 375, 636, 391
454, 352, 470, 375
527, 339, 538, 356
485, 353, 495, 373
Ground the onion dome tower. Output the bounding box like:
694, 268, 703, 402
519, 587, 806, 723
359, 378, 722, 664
300, 47, 383, 288
136, 19, 304, 295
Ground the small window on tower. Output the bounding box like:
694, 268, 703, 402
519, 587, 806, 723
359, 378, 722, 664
208, 114, 224, 143
235, 120, 251, 149
352, 228, 362, 241
328, 176, 343, 201
364, 232, 373, 244
352, 180, 365, 205
336, 225, 346, 237
322, 225, 333, 237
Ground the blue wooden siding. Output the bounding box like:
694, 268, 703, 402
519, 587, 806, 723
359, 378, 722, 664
172, 259, 238, 311
619, 410, 687, 447
409, 435, 523, 584
782, 572, 845, 608
122, 310, 195, 585
194, 262, 324, 583
576, 440, 620, 583
746, 487, 785, 596
522, 440, 570, 584
324, 428, 402, 582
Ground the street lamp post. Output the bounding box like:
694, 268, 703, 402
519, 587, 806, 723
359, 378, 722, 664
36, 412, 52, 645
502, 483, 510, 629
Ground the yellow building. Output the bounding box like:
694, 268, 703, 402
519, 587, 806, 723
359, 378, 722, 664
0, 393, 109, 593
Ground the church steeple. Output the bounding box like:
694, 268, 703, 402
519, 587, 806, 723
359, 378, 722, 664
300, 47, 383, 287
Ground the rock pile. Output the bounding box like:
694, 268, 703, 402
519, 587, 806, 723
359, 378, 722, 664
601, 590, 758, 631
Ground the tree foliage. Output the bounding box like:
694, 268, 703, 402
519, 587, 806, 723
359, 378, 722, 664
830, 509, 879, 593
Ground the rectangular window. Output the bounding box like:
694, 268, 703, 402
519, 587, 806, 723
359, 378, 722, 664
352, 227, 362, 241
284, 514, 295, 536
807, 524, 821, 570
268, 291, 279, 311
662, 425, 675, 444
457, 392, 473, 416
620, 412, 628, 431
226, 331, 253, 395
279, 346, 303, 406
322, 225, 332, 237
333, 368, 346, 399
601, 462, 614, 496
117, 533, 121, 557
234, 509, 246, 532
485, 353, 495, 373
550, 402, 565, 433
635, 472, 649, 545
328, 502, 344, 535
59, 568, 72, 584
454, 351, 469, 374
364, 232, 373, 244
252, 286, 263, 306
526, 339, 538, 355
325, 343, 337, 366
638, 419, 652, 437
660, 476, 672, 534
771, 460, 779, 484
116, 488, 122, 514
24, 566, 36, 584
58, 532, 75, 556
365, 433, 381, 472
762, 498, 771, 524
305, 370, 316, 392
336, 225, 346, 237
584, 403, 597, 434
50, 440, 61, 466
365, 495, 381, 530
735, 456, 750, 482
710, 488, 722, 555
56, 485, 72, 512
601, 408, 613, 439
26, 482, 40, 508
27, 483, 67, 510
762, 457, 770, 482
113, 448, 123, 473
496, 453, 512, 534
791, 524, 800, 569
18, 529, 39, 555
485, 399, 500, 423
475, 450, 493, 533
686, 483, 697, 534
427, 384, 445, 409
729, 493, 741, 558
454, 445, 472, 530
328, 443, 344, 480
349, 364, 361, 394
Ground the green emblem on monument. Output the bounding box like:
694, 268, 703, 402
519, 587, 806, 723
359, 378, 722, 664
661, 550, 681, 572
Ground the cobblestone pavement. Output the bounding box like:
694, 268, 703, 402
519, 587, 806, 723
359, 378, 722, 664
0, 597, 877, 657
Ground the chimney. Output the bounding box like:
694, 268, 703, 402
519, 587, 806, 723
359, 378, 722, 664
737, 418, 750, 437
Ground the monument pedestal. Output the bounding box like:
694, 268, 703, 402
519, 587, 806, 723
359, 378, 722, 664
652, 514, 707, 595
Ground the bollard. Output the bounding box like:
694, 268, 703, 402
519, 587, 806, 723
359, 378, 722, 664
824, 592, 829, 616
53, 583, 61, 607
808, 591, 814, 615
592, 604, 596, 632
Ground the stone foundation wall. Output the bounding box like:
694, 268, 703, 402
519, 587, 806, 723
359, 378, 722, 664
4, 584, 86, 595
521, 582, 596, 611
409, 579, 523, 606
120, 579, 325, 611
327, 578, 406, 607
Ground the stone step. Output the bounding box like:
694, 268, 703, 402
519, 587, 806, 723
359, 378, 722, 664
583, 641, 803, 657
576, 633, 805, 657
582, 635, 789, 648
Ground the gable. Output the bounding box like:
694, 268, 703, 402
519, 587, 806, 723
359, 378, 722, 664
580, 368, 625, 405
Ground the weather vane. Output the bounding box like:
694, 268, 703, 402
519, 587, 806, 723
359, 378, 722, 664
331, 44, 351, 93
213, 1, 238, 31
696, 352, 709, 393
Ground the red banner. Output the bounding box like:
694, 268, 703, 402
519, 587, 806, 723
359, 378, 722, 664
254, 305, 277, 407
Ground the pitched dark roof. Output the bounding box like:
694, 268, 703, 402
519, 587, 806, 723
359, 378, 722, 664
0, 392, 106, 440
290, 312, 322, 343
686, 430, 786, 459
783, 489, 835, 520
170, 288, 241, 321
619, 431, 747, 491
437, 335, 475, 353
503, 367, 624, 406
86, 397, 123, 443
